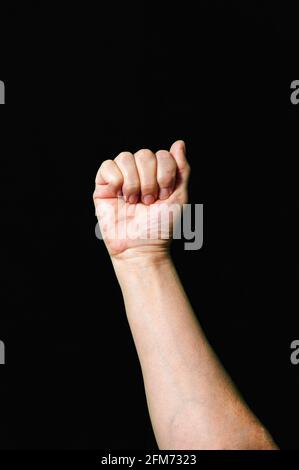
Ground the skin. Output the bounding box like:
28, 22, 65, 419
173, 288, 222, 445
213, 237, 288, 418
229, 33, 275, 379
93, 140, 278, 450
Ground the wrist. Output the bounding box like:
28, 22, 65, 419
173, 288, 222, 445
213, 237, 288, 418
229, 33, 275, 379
111, 246, 172, 273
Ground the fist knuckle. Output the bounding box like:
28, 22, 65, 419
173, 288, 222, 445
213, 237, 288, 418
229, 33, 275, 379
101, 159, 113, 169
156, 150, 170, 158
115, 152, 132, 163
135, 149, 154, 159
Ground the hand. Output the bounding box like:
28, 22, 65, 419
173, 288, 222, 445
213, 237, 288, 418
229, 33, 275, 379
93, 140, 190, 260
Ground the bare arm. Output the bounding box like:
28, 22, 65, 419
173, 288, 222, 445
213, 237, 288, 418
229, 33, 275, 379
93, 141, 278, 450
112, 252, 277, 449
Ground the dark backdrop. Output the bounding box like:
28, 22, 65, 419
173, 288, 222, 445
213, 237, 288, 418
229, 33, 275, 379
0, 1, 298, 450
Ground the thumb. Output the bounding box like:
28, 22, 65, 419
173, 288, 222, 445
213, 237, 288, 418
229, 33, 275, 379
170, 140, 190, 188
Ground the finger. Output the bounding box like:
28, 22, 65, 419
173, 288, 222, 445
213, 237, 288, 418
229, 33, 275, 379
169, 140, 190, 187
114, 152, 140, 204
156, 150, 177, 200
134, 149, 158, 205
93, 159, 123, 199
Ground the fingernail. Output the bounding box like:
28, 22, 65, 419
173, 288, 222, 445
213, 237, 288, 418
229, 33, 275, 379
143, 194, 155, 205
159, 188, 170, 200
128, 194, 137, 204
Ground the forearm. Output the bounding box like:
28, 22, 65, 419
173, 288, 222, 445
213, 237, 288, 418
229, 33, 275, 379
112, 252, 278, 450
94, 141, 277, 449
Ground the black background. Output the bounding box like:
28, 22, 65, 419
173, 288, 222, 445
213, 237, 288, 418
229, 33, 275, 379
0, 1, 298, 450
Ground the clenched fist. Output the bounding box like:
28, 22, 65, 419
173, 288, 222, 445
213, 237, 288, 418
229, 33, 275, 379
93, 140, 190, 259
